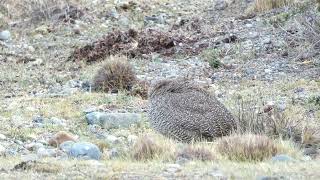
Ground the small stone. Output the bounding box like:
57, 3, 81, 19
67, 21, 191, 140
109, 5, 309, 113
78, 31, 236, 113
73, 25, 81, 35
25, 142, 44, 151
69, 142, 102, 160
37, 147, 57, 158
48, 131, 77, 147
31, 58, 44, 66
0, 145, 5, 155
28, 46, 35, 52
47, 117, 66, 126
165, 164, 182, 173
108, 148, 120, 159
262, 38, 272, 44
257, 176, 280, 180
214, 0, 228, 10
21, 154, 39, 162
106, 135, 119, 144
303, 148, 318, 157
271, 154, 295, 162
0, 134, 6, 140
0, 30, 11, 41
85, 112, 142, 129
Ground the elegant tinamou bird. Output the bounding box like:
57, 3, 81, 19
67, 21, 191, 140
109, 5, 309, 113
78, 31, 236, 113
148, 79, 236, 143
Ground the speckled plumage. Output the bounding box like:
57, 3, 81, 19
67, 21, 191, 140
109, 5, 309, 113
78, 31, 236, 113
148, 79, 236, 142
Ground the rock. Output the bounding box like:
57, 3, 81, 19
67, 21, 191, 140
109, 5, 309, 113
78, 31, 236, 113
85, 112, 142, 129
48, 131, 77, 147
108, 148, 120, 159
69, 142, 102, 160
165, 164, 182, 173
47, 117, 66, 126
21, 154, 39, 162
214, 0, 228, 10
0, 30, 11, 41
106, 135, 120, 144
257, 176, 281, 180
30, 58, 44, 66
271, 154, 295, 162
59, 141, 75, 152
0, 144, 5, 155
0, 134, 6, 140
262, 38, 272, 44
303, 147, 318, 157
37, 147, 58, 158
25, 142, 44, 151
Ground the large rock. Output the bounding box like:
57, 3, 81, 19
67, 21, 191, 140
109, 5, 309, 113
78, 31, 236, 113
85, 112, 142, 129
66, 142, 102, 160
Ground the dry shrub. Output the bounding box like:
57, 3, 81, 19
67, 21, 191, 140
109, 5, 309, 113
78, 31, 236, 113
176, 146, 215, 161
70, 28, 203, 62
216, 134, 278, 161
233, 95, 305, 142
250, 0, 294, 13
130, 80, 149, 99
132, 135, 163, 161
4, 0, 84, 24
93, 56, 137, 93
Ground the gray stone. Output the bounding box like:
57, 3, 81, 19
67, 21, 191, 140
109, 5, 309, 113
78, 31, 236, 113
257, 176, 280, 180
303, 148, 318, 157
85, 112, 142, 129
214, 0, 228, 10
127, 135, 138, 144
21, 154, 39, 162
37, 147, 57, 158
165, 164, 182, 173
59, 141, 75, 153
108, 148, 120, 159
0, 134, 6, 140
25, 142, 44, 151
106, 135, 120, 144
0, 144, 5, 156
271, 154, 295, 162
0, 30, 11, 41
69, 142, 102, 160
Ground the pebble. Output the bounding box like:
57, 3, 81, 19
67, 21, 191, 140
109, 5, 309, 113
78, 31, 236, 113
0, 30, 11, 41
106, 135, 120, 144
69, 142, 102, 160
214, 0, 228, 10
165, 164, 182, 173
86, 112, 142, 129
37, 147, 58, 158
0, 144, 6, 155
25, 142, 44, 151
0, 134, 6, 140
21, 154, 39, 162
271, 154, 295, 162
303, 147, 318, 157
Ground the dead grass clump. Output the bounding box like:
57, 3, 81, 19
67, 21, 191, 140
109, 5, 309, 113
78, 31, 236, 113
250, 0, 294, 13
5, 0, 84, 24
176, 146, 215, 161
216, 134, 278, 161
132, 135, 163, 161
130, 80, 149, 99
93, 56, 137, 93
70, 28, 203, 62
48, 131, 77, 147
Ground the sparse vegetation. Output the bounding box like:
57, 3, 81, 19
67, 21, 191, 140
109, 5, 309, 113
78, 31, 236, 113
250, 0, 295, 13
176, 145, 215, 161
132, 135, 163, 161
93, 56, 137, 93
216, 134, 278, 161
201, 48, 222, 69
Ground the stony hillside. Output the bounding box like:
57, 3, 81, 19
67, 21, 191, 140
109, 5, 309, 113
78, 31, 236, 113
0, 0, 320, 179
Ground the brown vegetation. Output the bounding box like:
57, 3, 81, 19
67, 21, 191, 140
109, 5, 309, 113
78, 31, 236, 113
132, 135, 163, 161
216, 134, 278, 161
176, 146, 215, 161
93, 56, 137, 93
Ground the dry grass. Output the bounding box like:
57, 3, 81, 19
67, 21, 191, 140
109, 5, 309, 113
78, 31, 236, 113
249, 0, 295, 13
216, 134, 278, 161
93, 56, 137, 93
176, 145, 215, 161
132, 135, 163, 161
